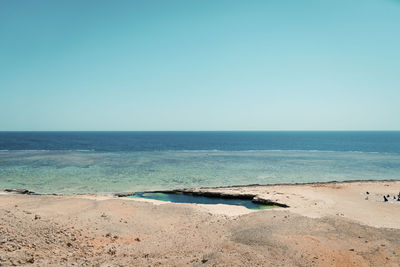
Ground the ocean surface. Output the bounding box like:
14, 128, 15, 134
0, 131, 399, 194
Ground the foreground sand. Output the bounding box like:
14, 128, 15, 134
0, 181, 399, 266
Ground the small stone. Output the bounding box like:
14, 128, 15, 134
135, 237, 141, 242
34, 215, 41, 220
108, 247, 116, 256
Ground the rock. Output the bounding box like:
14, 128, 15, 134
252, 196, 289, 207
114, 192, 136, 197
4, 188, 34, 194
107, 247, 116, 256
34, 215, 41, 220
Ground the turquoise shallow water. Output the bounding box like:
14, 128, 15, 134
1, 150, 399, 194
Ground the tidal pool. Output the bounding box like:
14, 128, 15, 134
131, 192, 275, 210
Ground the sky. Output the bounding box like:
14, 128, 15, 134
1, 0, 399, 131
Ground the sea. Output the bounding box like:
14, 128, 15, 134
0, 131, 399, 194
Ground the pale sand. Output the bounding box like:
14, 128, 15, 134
0, 181, 399, 266
186, 180, 400, 228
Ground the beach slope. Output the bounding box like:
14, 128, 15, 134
0, 181, 399, 266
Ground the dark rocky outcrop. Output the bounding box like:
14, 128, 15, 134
251, 196, 289, 207
4, 189, 35, 195
114, 192, 136, 197
156, 190, 256, 200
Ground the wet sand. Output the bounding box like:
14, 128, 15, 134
0, 181, 399, 266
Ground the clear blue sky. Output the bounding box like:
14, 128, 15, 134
1, 0, 399, 131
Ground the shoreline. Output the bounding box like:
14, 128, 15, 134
2, 178, 399, 197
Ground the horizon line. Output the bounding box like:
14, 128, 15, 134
1, 130, 400, 132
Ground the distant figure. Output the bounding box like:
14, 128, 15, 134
397, 197, 400, 202
387, 194, 390, 198
366, 191, 369, 195
383, 196, 388, 202
394, 196, 397, 200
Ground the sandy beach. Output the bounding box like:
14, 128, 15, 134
1, 180, 399, 266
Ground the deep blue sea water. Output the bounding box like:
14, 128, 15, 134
0, 131, 399, 194
1, 131, 400, 153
